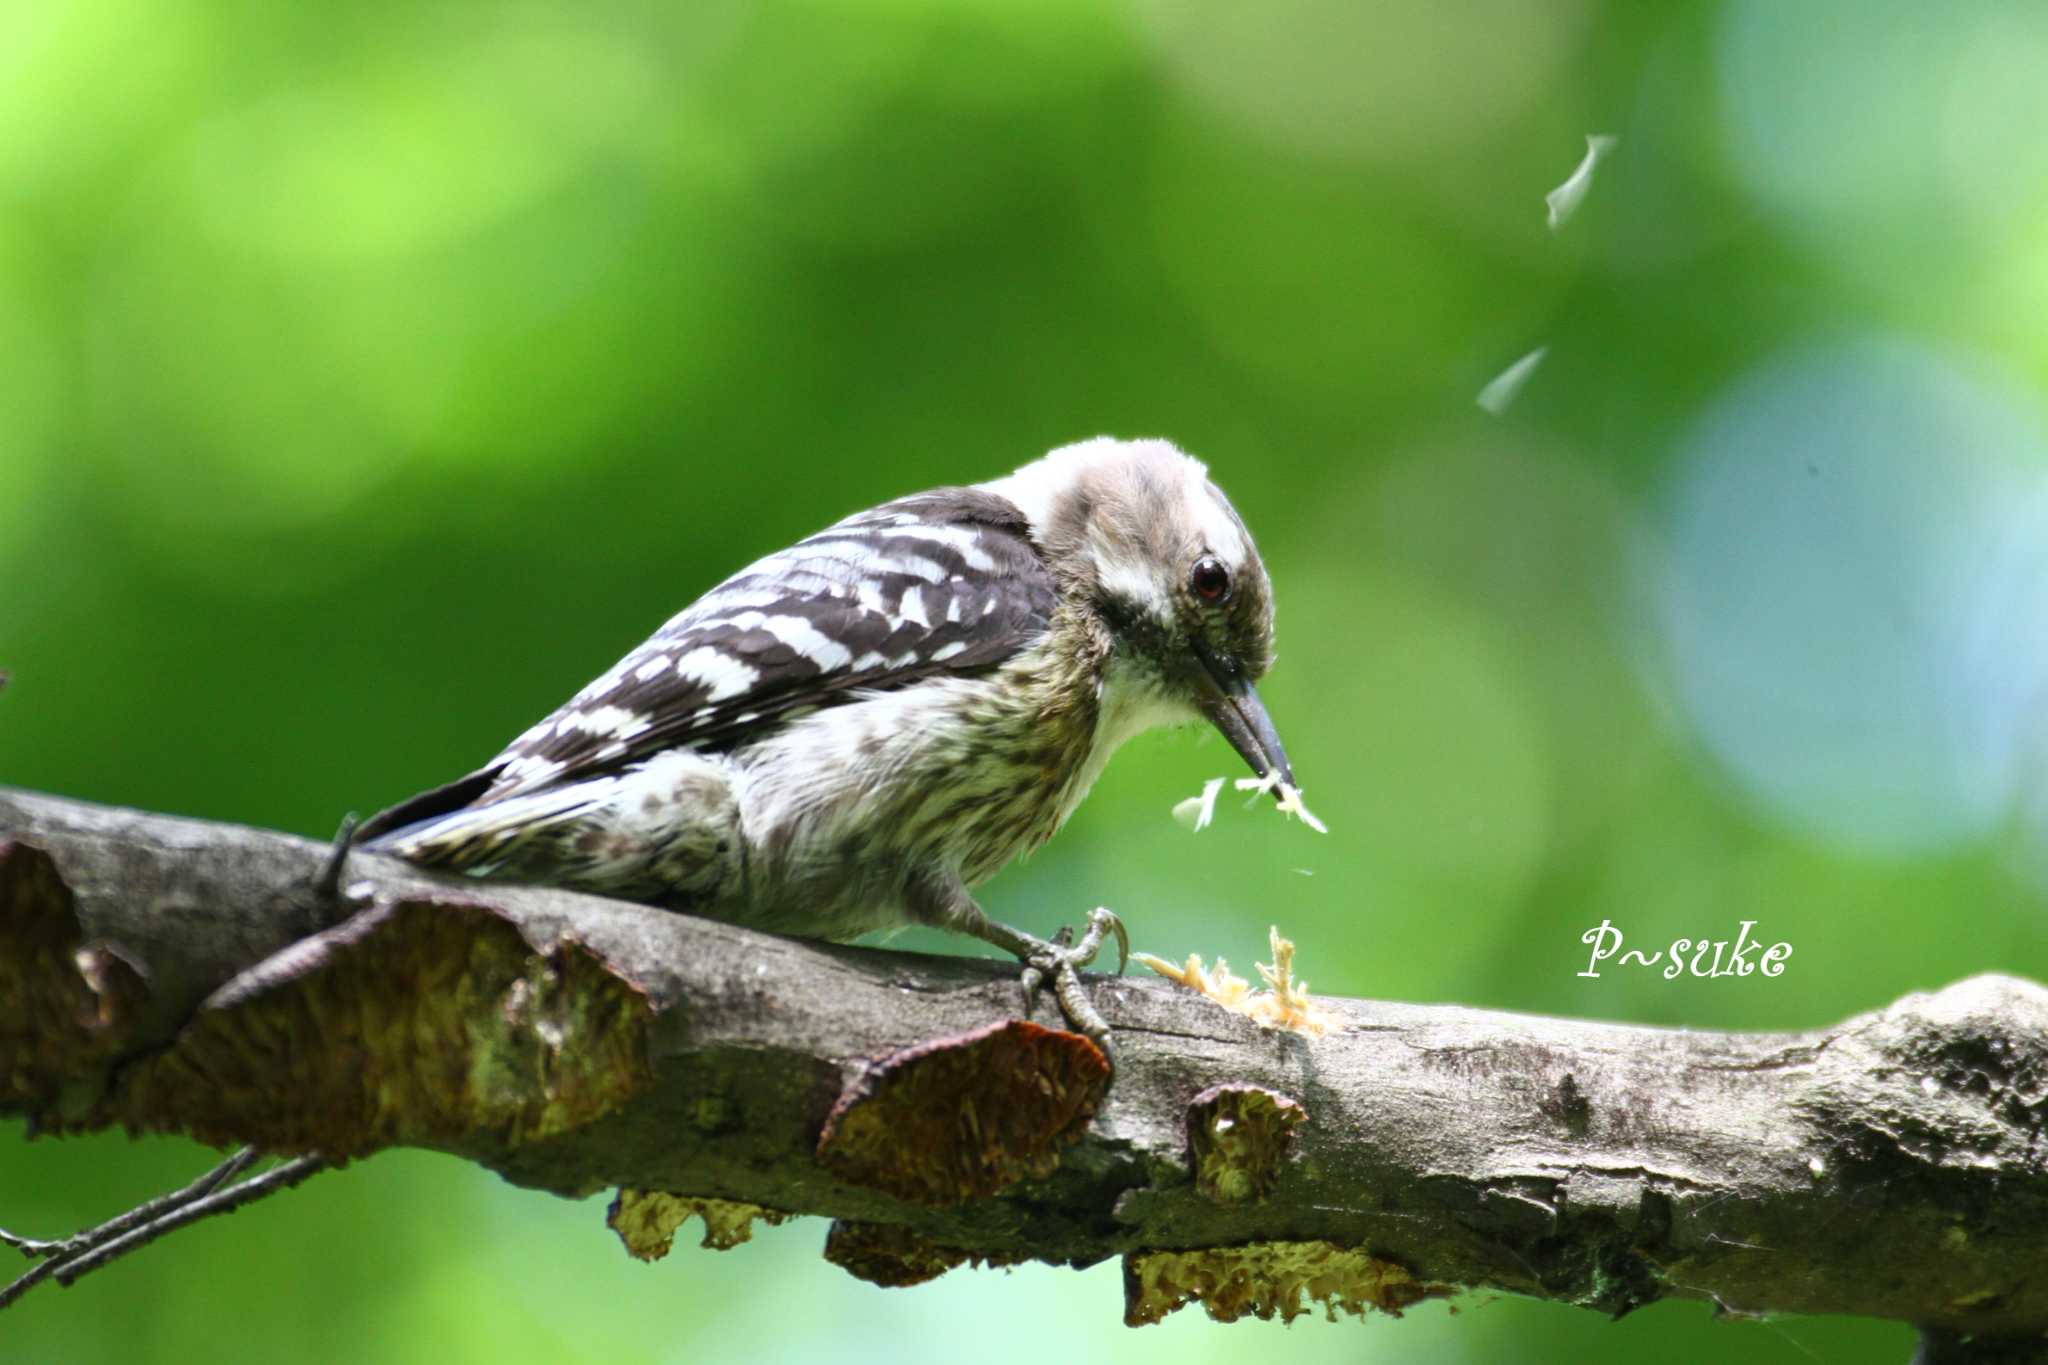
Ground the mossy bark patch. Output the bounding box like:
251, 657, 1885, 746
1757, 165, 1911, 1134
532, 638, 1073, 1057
825, 1219, 965, 1287
822, 1220, 1029, 1287
816, 1019, 1108, 1205
115, 896, 656, 1157
1124, 1241, 1453, 1326
1188, 1083, 1307, 1204
608, 1189, 791, 1259
0, 838, 149, 1129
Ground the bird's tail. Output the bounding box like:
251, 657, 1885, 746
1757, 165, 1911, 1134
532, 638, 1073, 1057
359, 776, 600, 877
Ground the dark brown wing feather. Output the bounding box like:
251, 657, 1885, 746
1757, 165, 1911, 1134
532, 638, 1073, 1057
360, 487, 1051, 843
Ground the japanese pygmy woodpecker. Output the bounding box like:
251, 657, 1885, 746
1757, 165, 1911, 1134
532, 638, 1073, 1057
357, 437, 1297, 1045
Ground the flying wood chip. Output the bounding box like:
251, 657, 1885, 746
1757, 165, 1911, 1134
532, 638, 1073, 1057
815, 1019, 1109, 1205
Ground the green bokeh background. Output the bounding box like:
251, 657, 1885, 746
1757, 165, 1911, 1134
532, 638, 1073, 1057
6, 0, 2046, 1359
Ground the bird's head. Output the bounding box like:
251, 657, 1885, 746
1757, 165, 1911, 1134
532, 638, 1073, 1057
982, 437, 1292, 789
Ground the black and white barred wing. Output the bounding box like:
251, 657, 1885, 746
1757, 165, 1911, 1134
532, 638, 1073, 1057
360, 488, 1053, 840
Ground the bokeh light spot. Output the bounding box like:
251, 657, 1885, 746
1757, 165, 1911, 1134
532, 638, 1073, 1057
1130, 0, 1587, 164
1655, 337, 2048, 855
1719, 0, 2048, 287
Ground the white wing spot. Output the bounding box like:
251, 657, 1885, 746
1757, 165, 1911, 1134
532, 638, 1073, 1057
887, 524, 997, 572
929, 641, 968, 662
635, 657, 671, 683
898, 586, 930, 628
499, 755, 564, 790
795, 537, 903, 578
759, 613, 853, 671
674, 647, 758, 701
879, 552, 948, 583
560, 704, 653, 741
945, 594, 962, 623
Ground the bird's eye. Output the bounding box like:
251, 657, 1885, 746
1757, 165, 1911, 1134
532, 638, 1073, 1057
1189, 555, 1230, 603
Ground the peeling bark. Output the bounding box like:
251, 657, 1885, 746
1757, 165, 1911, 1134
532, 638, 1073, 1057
815, 1019, 1108, 1204
3, 787, 2046, 1343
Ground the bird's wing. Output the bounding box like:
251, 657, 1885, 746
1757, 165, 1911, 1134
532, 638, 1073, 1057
359, 487, 1054, 839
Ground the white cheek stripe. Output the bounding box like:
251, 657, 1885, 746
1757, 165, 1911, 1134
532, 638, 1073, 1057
1093, 543, 1172, 621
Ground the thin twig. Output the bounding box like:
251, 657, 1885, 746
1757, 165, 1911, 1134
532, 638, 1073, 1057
2, 1147, 259, 1263
0, 1150, 322, 1310
53, 1156, 328, 1288
0, 1253, 60, 1308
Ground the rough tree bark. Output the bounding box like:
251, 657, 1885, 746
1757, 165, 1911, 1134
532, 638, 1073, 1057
2, 787, 2044, 1354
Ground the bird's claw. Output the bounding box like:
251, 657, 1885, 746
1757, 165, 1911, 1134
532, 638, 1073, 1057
1014, 907, 1127, 1062
1083, 905, 1130, 976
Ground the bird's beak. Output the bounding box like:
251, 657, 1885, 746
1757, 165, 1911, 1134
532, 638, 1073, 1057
1192, 648, 1295, 790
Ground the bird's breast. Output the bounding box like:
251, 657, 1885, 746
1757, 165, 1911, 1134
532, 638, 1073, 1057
728, 634, 1104, 904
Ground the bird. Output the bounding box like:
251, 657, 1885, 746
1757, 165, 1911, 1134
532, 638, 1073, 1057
355, 436, 1297, 1048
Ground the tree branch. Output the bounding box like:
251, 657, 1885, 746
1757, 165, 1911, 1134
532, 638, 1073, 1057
2, 786, 2044, 1344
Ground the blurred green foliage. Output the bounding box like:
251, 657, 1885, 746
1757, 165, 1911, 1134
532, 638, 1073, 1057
6, 0, 2045, 1358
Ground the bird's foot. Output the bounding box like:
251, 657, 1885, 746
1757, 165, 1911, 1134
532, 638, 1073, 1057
1009, 907, 1129, 1059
